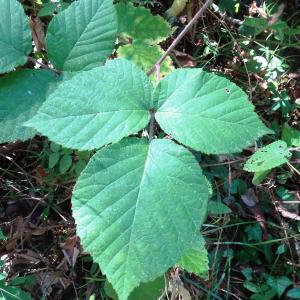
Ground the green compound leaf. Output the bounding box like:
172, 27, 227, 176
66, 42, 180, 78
244, 140, 292, 172
104, 276, 165, 300
117, 41, 173, 82
153, 68, 272, 154
26, 59, 152, 150
116, 3, 171, 43
177, 234, 209, 280
0, 0, 32, 73
282, 123, 300, 147
0, 69, 58, 143
72, 138, 209, 300
46, 0, 117, 72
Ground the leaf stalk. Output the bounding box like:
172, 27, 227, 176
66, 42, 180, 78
147, 0, 214, 76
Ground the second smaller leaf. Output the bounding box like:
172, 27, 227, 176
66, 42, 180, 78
244, 140, 292, 172
177, 234, 209, 280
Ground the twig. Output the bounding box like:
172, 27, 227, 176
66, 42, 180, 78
200, 157, 246, 167
27, 56, 60, 74
147, 0, 214, 76
211, 3, 242, 25
148, 110, 156, 141
287, 162, 300, 176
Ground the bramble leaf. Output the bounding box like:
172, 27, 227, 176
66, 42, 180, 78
177, 234, 209, 279
117, 41, 173, 82
25, 59, 152, 150
0, 0, 32, 73
104, 276, 165, 300
153, 68, 272, 154
46, 0, 117, 72
0, 70, 58, 143
116, 3, 171, 43
72, 138, 209, 300
244, 140, 292, 172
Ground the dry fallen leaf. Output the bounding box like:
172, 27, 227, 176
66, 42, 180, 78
172, 50, 197, 67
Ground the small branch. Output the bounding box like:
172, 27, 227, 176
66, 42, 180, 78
27, 56, 60, 74
147, 0, 214, 76
211, 3, 242, 25
148, 110, 156, 142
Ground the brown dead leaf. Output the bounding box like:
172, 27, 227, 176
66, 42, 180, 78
61, 236, 81, 267
172, 50, 197, 68
241, 189, 268, 240
249, 1, 267, 18
275, 202, 300, 221
178, 285, 192, 300
36, 164, 48, 185
241, 188, 257, 207
268, 4, 285, 26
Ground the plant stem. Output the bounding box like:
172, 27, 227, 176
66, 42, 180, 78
147, 0, 214, 76
27, 56, 60, 74
148, 110, 155, 141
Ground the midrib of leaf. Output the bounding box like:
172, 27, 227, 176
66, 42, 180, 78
155, 70, 202, 109
157, 110, 262, 128
150, 151, 199, 229
165, 89, 242, 112
7, 0, 12, 46
158, 81, 243, 113
34, 110, 148, 123
119, 142, 152, 298
59, 0, 105, 69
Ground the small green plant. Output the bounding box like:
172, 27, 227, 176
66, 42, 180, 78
244, 130, 300, 184
24, 56, 274, 299
0, 0, 276, 299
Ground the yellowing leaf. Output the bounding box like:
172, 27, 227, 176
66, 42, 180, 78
117, 41, 173, 83
116, 3, 171, 43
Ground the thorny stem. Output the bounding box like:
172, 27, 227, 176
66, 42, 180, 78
27, 56, 60, 75
148, 110, 156, 142
147, 0, 214, 76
